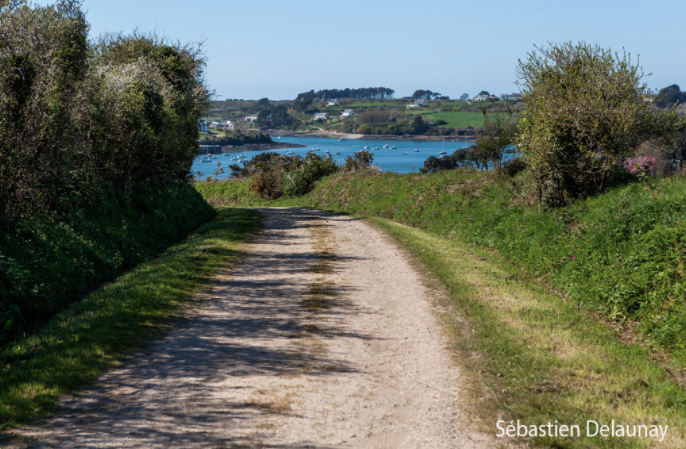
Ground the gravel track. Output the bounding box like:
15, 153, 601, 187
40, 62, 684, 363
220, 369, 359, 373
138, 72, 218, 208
5, 208, 492, 448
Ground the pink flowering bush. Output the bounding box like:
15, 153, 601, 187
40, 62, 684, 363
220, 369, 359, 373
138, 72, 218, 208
623, 156, 657, 176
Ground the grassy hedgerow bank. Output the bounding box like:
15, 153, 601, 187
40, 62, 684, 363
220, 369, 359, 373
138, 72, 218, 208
0, 207, 260, 429
0, 184, 216, 340
371, 218, 686, 448
195, 170, 686, 364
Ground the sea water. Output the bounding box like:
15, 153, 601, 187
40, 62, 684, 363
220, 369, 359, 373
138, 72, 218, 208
191, 136, 508, 180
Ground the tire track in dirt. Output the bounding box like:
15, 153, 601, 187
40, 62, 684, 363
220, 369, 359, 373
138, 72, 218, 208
3, 208, 493, 448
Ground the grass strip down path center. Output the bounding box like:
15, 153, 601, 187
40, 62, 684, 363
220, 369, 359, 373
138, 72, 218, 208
0, 208, 261, 430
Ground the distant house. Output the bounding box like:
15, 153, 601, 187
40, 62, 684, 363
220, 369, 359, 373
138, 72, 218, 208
406, 98, 425, 109
215, 120, 234, 129
313, 112, 328, 121
474, 94, 490, 102
245, 116, 258, 122
340, 109, 355, 118
198, 119, 209, 133
328, 99, 339, 106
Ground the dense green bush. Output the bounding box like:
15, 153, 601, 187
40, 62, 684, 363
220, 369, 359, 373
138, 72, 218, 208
0, 2, 210, 221
341, 150, 376, 172
502, 157, 528, 177
0, 183, 215, 340
516, 41, 681, 206
283, 155, 338, 197
0, 1, 213, 339
420, 147, 490, 173
237, 151, 339, 199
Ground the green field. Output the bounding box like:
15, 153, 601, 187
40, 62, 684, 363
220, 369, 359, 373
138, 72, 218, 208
404, 110, 485, 128
430, 111, 485, 127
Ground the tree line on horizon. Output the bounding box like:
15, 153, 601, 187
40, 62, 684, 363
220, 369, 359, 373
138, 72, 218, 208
295, 87, 395, 101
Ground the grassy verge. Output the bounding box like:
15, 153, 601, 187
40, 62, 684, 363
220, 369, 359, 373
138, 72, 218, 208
0, 208, 261, 430
371, 217, 686, 448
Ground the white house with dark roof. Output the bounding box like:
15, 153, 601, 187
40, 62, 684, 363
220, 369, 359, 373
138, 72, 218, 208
215, 120, 233, 129
328, 99, 339, 106
406, 98, 426, 109
198, 119, 209, 132
341, 109, 355, 118
313, 112, 328, 121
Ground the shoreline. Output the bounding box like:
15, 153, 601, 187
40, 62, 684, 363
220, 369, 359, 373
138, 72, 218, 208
220, 141, 306, 153
266, 129, 477, 142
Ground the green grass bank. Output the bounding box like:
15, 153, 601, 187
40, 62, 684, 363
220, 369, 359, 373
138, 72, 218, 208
0, 207, 260, 429
195, 171, 686, 366
1, 184, 216, 341
372, 217, 686, 448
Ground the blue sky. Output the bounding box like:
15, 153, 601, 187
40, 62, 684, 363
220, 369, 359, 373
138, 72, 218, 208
36, 0, 686, 100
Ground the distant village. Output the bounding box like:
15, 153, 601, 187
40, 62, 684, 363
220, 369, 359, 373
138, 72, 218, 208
199, 92, 523, 132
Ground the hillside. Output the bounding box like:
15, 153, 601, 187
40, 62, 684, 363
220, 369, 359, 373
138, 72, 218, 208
202, 98, 522, 138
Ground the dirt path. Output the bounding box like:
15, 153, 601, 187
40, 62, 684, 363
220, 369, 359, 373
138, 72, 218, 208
6, 209, 492, 448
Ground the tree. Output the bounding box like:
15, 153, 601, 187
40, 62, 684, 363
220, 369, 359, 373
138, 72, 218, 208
516, 41, 681, 206
460, 93, 469, 101
291, 97, 312, 112
256, 109, 271, 126
257, 97, 270, 109
654, 85, 686, 108
411, 115, 429, 134
412, 89, 435, 100
478, 90, 490, 96
295, 87, 394, 100
257, 105, 294, 128
474, 102, 517, 174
